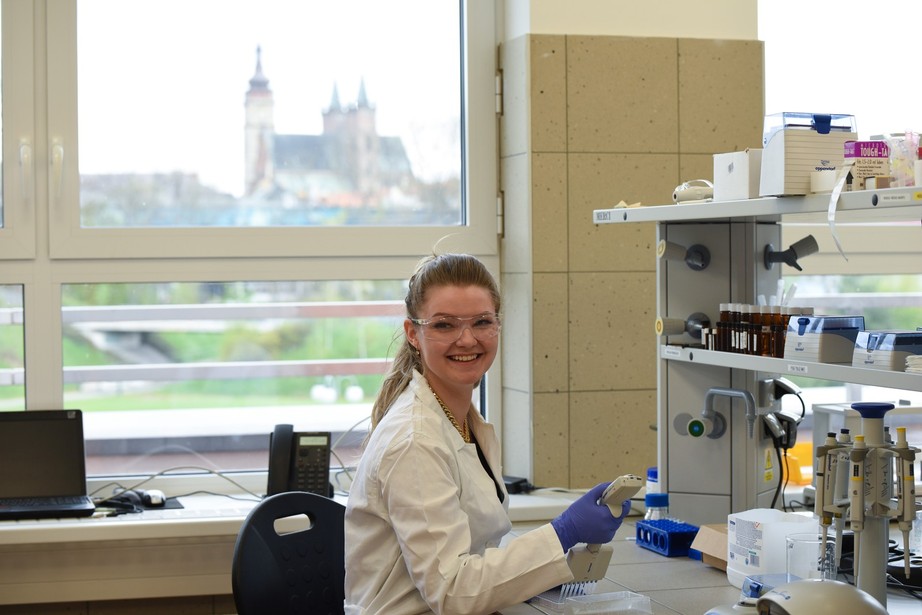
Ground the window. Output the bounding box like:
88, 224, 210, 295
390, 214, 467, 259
75, 1, 462, 230
759, 1, 922, 442
3, 0, 499, 485
45, 0, 498, 258
0, 286, 24, 411
62, 280, 407, 475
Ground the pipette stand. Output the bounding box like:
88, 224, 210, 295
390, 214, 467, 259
814, 402, 919, 609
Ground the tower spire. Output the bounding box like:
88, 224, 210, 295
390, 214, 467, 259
329, 82, 342, 112
357, 78, 369, 108
248, 46, 270, 92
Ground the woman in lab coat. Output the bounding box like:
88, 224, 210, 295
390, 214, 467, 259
344, 253, 629, 615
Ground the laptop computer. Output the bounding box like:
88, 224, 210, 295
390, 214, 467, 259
0, 409, 96, 520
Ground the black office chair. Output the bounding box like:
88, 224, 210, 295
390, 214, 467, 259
231, 491, 345, 615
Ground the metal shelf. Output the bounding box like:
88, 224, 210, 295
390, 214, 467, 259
660, 345, 922, 392
593, 186, 922, 224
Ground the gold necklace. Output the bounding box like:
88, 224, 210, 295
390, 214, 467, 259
427, 382, 471, 443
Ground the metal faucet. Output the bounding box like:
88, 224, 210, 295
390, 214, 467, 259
702, 387, 757, 438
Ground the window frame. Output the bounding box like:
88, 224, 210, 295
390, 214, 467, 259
7, 0, 502, 431
44, 0, 498, 260
0, 0, 36, 259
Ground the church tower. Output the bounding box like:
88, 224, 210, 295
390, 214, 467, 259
321, 78, 380, 194
244, 46, 275, 195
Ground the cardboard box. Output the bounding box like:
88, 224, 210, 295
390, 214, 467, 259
713, 149, 762, 201
844, 140, 890, 191
690, 523, 728, 571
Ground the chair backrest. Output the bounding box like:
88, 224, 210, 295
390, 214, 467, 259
232, 491, 345, 615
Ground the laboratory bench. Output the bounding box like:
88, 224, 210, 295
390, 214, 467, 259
506, 517, 921, 615
0, 493, 919, 614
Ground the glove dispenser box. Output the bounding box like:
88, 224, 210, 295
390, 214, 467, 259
783, 315, 865, 364
759, 112, 857, 197
852, 330, 922, 371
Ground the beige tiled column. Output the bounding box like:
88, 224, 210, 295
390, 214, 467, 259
500, 34, 763, 488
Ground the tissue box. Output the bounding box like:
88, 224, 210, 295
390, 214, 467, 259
759, 112, 857, 197
852, 330, 922, 371
783, 315, 865, 363
713, 149, 763, 201
844, 140, 890, 191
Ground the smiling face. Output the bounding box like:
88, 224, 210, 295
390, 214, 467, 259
405, 284, 499, 400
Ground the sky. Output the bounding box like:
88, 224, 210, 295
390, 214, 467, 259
758, 0, 922, 141
76, 0, 461, 196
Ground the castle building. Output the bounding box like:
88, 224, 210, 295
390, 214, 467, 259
243, 47, 414, 207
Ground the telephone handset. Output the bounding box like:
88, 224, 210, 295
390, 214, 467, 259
266, 424, 333, 497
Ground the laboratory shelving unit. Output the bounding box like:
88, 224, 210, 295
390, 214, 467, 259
593, 186, 922, 526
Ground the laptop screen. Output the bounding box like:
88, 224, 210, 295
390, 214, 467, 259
0, 410, 88, 499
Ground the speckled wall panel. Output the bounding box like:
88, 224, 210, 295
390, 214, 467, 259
680, 153, 717, 187
532, 272, 569, 394
569, 390, 658, 484
566, 36, 678, 154
531, 153, 568, 272
530, 35, 567, 153
532, 391, 570, 487
567, 152, 664, 273
568, 271, 656, 392
678, 38, 764, 154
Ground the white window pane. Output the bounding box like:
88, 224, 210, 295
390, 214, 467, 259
0, 286, 24, 409
63, 281, 406, 475
77, 0, 461, 228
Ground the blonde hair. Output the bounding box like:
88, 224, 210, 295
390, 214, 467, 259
369, 253, 500, 433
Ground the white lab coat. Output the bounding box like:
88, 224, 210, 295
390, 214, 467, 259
344, 371, 572, 614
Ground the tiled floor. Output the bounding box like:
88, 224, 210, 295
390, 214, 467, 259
504, 517, 921, 615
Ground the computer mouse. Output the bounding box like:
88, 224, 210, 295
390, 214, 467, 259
140, 489, 166, 507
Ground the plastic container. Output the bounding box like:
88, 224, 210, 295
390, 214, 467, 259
726, 508, 818, 588
564, 590, 653, 615
645, 466, 659, 493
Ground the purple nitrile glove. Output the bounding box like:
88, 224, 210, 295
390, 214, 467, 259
550, 482, 630, 553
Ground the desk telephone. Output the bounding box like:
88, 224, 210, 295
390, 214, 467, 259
266, 424, 333, 497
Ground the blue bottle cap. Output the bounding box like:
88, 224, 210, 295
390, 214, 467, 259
645, 492, 669, 507
646, 466, 658, 483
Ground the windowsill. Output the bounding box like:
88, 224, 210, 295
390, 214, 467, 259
0, 491, 571, 544
0, 490, 573, 605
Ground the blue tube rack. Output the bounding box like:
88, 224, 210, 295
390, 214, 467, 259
635, 519, 699, 557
